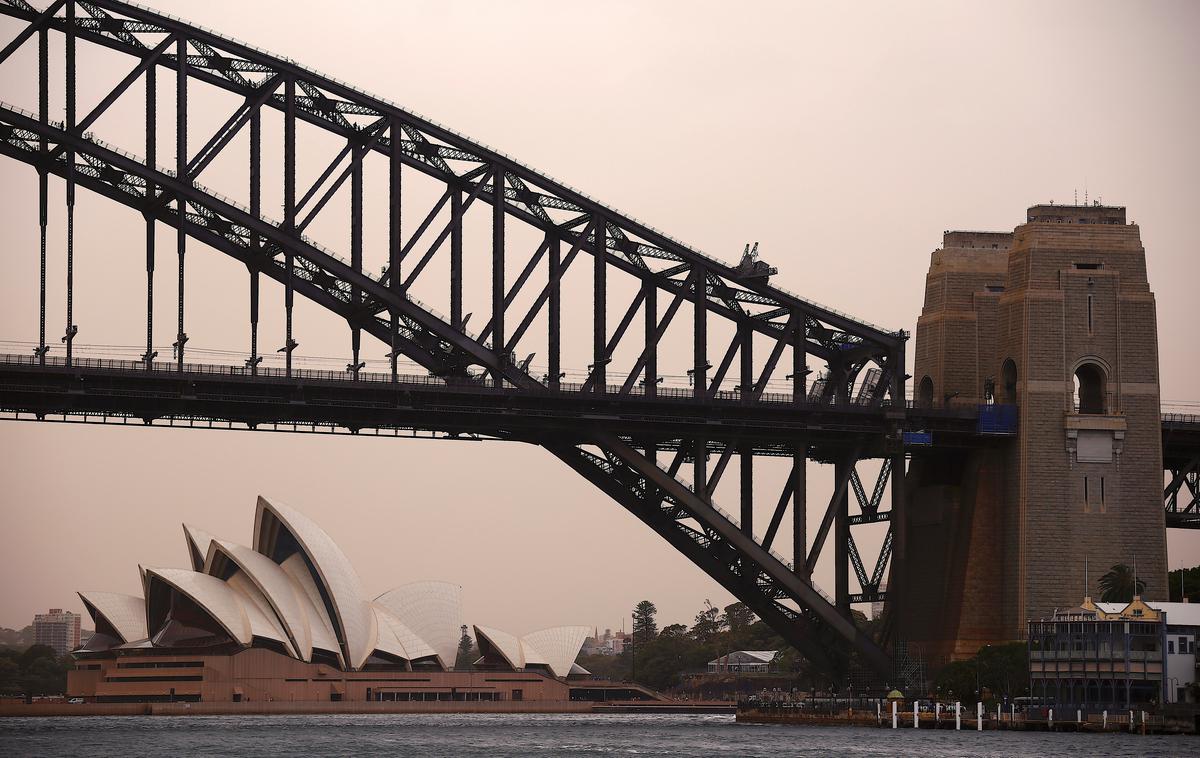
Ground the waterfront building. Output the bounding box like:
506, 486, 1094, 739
1027, 595, 1199, 707
33, 608, 81, 656
706, 650, 780, 674
68, 496, 603, 704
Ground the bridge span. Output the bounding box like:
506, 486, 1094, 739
0, 0, 1195, 683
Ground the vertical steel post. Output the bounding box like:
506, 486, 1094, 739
593, 219, 606, 393
143, 64, 156, 368
174, 35, 187, 371
835, 458, 851, 616
739, 321, 753, 401
693, 265, 706, 399
283, 77, 295, 377
450, 190, 463, 330
740, 446, 753, 537
248, 105, 260, 374
793, 322, 808, 577
693, 438, 706, 501
491, 169, 504, 387
547, 235, 560, 390
643, 279, 657, 398
792, 452, 807, 578
64, 1, 76, 366
388, 117, 402, 381
889, 345, 907, 634
36, 27, 47, 364
350, 138, 362, 378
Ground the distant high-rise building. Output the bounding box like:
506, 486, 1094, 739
33, 608, 81, 656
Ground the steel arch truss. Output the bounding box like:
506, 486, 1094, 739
0, 0, 908, 676
1165, 457, 1200, 529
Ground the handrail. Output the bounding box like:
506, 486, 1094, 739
0, 352, 980, 415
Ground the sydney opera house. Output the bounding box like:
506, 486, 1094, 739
67, 496, 595, 704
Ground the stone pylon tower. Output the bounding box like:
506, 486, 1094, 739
899, 203, 1166, 665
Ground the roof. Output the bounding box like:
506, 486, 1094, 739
206, 540, 315, 662
279, 553, 344, 664
182, 524, 219, 572
1095, 600, 1200, 626
521, 626, 590, 678
709, 650, 778, 664
254, 496, 377, 669
77, 591, 147, 644
372, 603, 439, 665
474, 625, 524, 669
374, 580, 463, 669
143, 567, 253, 645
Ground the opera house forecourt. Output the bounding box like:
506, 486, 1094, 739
67, 496, 604, 707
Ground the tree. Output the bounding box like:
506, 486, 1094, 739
455, 625, 476, 670
660, 623, 688, 638
633, 600, 658, 644
723, 602, 755, 632
1168, 565, 1200, 603
1099, 563, 1145, 603
691, 600, 724, 643
0, 658, 19, 695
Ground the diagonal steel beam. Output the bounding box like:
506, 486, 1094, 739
619, 270, 694, 394
806, 445, 864, 575
479, 236, 551, 344
0, 0, 64, 65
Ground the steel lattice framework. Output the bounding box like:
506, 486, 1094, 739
1, 0, 1191, 682
0, 0, 914, 676
0, 0, 1190, 676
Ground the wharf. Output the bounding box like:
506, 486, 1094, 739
736, 704, 1200, 735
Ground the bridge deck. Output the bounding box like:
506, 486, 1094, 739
0, 354, 989, 462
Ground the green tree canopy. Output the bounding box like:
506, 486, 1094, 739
1098, 563, 1145, 603
723, 602, 755, 631
455, 624, 476, 670
633, 600, 658, 644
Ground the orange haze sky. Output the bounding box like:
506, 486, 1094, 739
1, 0, 1197, 634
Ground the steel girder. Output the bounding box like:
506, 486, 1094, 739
0, 0, 907, 677
0, 0, 906, 376
1165, 456, 1200, 529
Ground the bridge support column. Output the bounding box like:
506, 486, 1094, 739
174, 34, 188, 372
37, 26, 47, 364
64, 1, 77, 367
835, 457, 850, 617
389, 115, 403, 381
740, 445, 753, 537
792, 450, 807, 579
491, 170, 504, 388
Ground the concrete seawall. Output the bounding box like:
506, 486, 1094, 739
0, 700, 597, 717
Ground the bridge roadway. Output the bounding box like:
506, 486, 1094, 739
2, 354, 1197, 492
0, 353, 985, 462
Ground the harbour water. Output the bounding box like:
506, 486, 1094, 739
0, 713, 1191, 757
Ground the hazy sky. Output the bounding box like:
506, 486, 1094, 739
1, 0, 1197, 635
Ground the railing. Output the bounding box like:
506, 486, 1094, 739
0, 351, 951, 416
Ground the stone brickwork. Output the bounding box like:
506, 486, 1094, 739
901, 204, 1167, 666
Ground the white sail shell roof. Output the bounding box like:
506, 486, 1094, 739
372, 603, 440, 666
77, 591, 147, 644
280, 553, 344, 664
225, 570, 294, 654
374, 580, 463, 668
143, 567, 253, 646
253, 496, 376, 669
182, 524, 219, 572
521, 626, 591, 678
206, 540, 315, 662
474, 625, 524, 669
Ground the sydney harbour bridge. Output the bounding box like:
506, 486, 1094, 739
1, 0, 1196, 682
